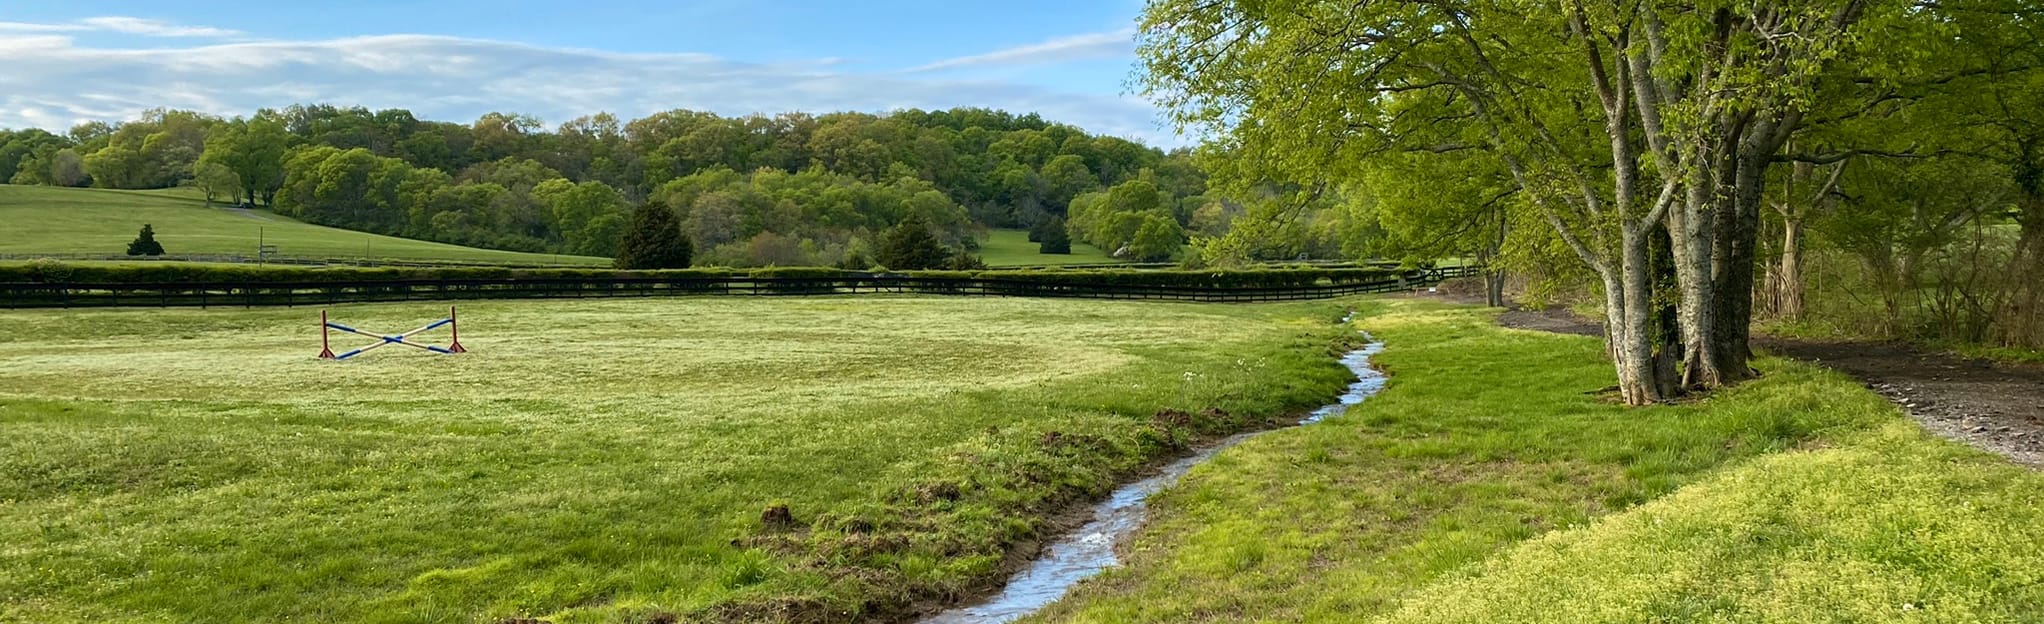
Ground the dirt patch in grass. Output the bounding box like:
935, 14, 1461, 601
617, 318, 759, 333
1759, 338, 2044, 468
1459, 292, 2044, 469
1497, 306, 1604, 337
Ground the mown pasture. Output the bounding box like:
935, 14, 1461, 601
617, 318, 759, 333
976, 229, 1121, 267
0, 296, 1358, 623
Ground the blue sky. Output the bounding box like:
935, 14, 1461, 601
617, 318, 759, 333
0, 1, 1179, 144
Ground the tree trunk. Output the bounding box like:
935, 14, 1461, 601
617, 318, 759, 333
1649, 224, 1683, 398
1485, 213, 1509, 307
1607, 225, 1673, 405
1668, 181, 1720, 389
2003, 201, 2044, 347
1776, 216, 1805, 320
1706, 132, 1781, 384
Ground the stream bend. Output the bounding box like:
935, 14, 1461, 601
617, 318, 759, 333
920, 317, 1387, 624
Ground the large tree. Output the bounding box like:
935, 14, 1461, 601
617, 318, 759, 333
1137, 0, 1924, 404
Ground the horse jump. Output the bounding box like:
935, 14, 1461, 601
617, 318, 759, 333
319, 306, 468, 360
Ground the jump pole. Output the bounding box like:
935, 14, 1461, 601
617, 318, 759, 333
447, 306, 466, 353
319, 306, 466, 360
318, 310, 336, 359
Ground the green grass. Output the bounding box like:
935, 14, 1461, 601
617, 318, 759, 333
0, 296, 1361, 623
1028, 301, 2044, 623
0, 185, 608, 265
978, 229, 1122, 266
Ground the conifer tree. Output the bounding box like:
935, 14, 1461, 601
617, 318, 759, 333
1038, 217, 1072, 255
614, 200, 692, 269
126, 223, 165, 256
876, 215, 951, 270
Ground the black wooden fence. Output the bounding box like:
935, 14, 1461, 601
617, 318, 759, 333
0, 266, 1479, 309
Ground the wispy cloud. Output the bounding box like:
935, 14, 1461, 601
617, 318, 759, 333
905, 28, 1136, 73
0, 16, 241, 38
76, 17, 244, 38
0, 32, 1180, 146
0, 21, 89, 34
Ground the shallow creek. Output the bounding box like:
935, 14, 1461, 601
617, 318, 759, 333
920, 317, 1387, 623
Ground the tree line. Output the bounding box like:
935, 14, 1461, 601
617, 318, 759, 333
0, 106, 1207, 266
1138, 0, 2044, 404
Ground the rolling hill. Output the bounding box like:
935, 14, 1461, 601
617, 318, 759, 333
0, 185, 609, 266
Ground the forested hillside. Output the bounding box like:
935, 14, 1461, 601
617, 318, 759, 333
0, 107, 1210, 267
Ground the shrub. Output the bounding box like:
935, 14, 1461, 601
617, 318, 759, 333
945, 251, 987, 271
126, 224, 165, 256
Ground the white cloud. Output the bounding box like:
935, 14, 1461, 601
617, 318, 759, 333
76, 17, 243, 38
0, 32, 1182, 146
906, 29, 1137, 73
0, 21, 89, 34
0, 16, 240, 38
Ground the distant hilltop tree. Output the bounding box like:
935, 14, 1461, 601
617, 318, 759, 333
614, 199, 692, 269
125, 223, 165, 256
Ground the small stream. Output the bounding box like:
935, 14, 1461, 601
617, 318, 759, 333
920, 316, 1387, 624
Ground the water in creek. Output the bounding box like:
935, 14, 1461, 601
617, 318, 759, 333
919, 320, 1387, 624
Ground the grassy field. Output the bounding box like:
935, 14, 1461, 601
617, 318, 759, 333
0, 296, 1360, 623
0, 185, 608, 265
1027, 301, 2044, 622
978, 229, 1122, 266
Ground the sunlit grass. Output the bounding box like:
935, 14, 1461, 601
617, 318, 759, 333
0, 184, 606, 265
0, 296, 1360, 623
977, 229, 1121, 266
1029, 300, 2044, 623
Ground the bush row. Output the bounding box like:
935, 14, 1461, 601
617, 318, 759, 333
0, 261, 1411, 290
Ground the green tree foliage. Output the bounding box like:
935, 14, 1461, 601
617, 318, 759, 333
613, 200, 693, 269
192, 161, 241, 206
0, 129, 70, 183
876, 215, 953, 270
199, 117, 289, 206
1135, 0, 1986, 403
1128, 213, 1185, 262
4, 106, 1205, 262
1068, 179, 1187, 259
533, 179, 631, 257
77, 109, 215, 190
125, 223, 164, 256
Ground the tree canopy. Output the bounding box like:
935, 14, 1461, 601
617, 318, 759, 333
1138, 0, 2044, 403
0, 106, 1212, 268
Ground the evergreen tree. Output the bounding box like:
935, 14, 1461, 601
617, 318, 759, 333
613, 200, 692, 269
125, 223, 165, 256
1038, 217, 1072, 255
876, 215, 951, 270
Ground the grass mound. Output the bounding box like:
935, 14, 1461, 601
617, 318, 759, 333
1029, 301, 2044, 623
1380, 421, 2044, 623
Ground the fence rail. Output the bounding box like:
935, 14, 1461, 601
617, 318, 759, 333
0, 266, 1480, 309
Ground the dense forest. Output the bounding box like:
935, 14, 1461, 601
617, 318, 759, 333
0, 107, 1212, 266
